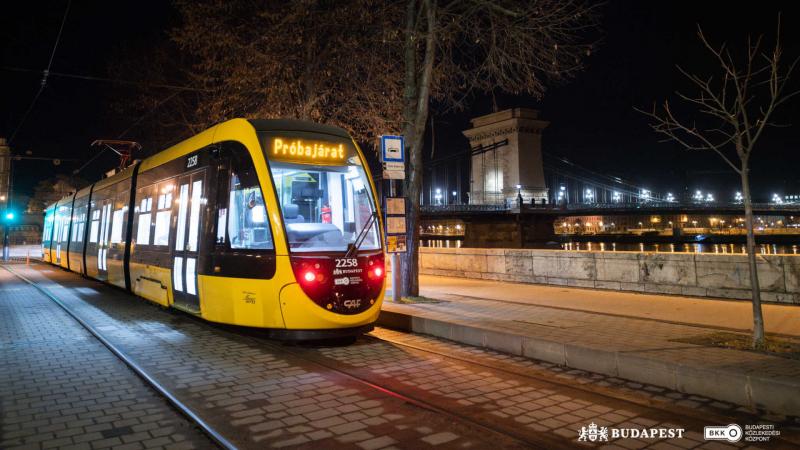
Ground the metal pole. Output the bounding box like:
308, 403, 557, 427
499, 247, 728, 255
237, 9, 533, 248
389, 179, 401, 303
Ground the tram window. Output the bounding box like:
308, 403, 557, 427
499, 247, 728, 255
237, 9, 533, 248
270, 163, 379, 252
110, 208, 125, 244
153, 183, 174, 246
136, 196, 153, 245
216, 208, 227, 244
89, 209, 100, 243
227, 150, 273, 250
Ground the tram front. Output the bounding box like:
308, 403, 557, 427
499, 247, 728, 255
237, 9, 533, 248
262, 129, 385, 333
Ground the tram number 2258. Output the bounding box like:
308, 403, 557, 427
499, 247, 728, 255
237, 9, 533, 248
335, 258, 358, 268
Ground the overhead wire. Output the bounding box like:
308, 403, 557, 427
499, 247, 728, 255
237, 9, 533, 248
9, 0, 72, 145
2, 67, 210, 93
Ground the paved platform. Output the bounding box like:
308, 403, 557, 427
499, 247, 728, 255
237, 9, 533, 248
381, 275, 800, 417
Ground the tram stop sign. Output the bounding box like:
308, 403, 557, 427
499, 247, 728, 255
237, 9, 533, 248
380, 135, 405, 180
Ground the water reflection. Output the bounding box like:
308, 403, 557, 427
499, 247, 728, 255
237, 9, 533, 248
421, 239, 463, 248
561, 241, 798, 255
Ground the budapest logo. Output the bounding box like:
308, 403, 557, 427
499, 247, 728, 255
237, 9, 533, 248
578, 423, 609, 442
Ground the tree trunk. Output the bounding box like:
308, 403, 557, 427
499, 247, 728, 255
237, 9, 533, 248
740, 162, 765, 348
399, 0, 435, 297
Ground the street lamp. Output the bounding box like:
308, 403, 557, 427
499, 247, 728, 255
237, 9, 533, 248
640, 189, 651, 202
665, 192, 675, 202
772, 193, 783, 204
734, 191, 743, 203
693, 190, 703, 202
584, 188, 594, 203
612, 191, 621, 203
705, 193, 714, 202
435, 188, 442, 205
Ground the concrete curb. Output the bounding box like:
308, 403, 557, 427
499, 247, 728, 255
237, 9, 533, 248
377, 310, 800, 417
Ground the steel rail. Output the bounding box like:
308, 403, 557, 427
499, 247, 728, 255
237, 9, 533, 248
364, 330, 800, 447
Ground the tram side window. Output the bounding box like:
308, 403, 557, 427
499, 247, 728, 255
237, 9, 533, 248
153, 183, 174, 246
71, 207, 86, 243
89, 209, 100, 243
227, 149, 273, 250
136, 195, 153, 245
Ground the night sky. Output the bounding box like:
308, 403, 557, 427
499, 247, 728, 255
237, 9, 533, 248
2, 1, 799, 202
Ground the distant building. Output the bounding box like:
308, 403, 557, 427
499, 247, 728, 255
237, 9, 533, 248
463, 108, 549, 205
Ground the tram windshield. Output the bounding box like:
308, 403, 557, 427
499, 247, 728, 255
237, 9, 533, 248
266, 136, 380, 253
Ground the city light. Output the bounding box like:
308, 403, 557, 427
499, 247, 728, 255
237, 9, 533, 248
434, 188, 442, 204
640, 189, 651, 202
705, 193, 714, 202
584, 188, 594, 203
772, 193, 783, 204
734, 191, 743, 203
612, 191, 621, 203
665, 192, 675, 202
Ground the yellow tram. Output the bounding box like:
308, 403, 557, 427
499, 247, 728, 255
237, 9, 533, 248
42, 119, 386, 338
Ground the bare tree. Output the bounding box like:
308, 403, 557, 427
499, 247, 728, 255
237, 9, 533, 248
639, 18, 798, 348
397, 0, 601, 297
114, 0, 599, 299
170, 0, 403, 144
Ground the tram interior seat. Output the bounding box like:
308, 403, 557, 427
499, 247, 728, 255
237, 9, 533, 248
251, 227, 270, 244
283, 204, 305, 224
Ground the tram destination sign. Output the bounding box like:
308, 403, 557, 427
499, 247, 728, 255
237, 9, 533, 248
269, 137, 349, 164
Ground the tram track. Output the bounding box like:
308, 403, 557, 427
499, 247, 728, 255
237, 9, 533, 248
8, 263, 799, 449
2, 265, 233, 450
274, 333, 800, 450
361, 330, 800, 446
6, 264, 544, 449
250, 335, 562, 449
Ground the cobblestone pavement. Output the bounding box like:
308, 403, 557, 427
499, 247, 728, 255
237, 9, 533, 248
0, 268, 214, 450
3, 264, 799, 450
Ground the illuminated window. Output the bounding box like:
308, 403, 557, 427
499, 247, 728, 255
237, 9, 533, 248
136, 196, 152, 245
228, 174, 272, 250
153, 184, 173, 246
110, 209, 125, 243
89, 209, 100, 243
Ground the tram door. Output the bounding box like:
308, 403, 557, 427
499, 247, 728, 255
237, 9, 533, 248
171, 170, 205, 311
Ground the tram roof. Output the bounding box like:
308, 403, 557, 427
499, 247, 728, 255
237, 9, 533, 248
248, 119, 350, 139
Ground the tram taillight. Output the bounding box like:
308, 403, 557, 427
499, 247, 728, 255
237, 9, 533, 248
303, 270, 316, 283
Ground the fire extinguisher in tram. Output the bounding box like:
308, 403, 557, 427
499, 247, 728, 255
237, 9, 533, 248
321, 204, 332, 224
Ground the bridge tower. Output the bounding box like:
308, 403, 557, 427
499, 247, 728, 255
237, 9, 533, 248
463, 108, 549, 205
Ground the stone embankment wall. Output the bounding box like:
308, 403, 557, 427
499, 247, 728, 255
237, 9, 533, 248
419, 247, 800, 304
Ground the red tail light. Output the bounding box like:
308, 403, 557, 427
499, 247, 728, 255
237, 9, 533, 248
290, 253, 385, 315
